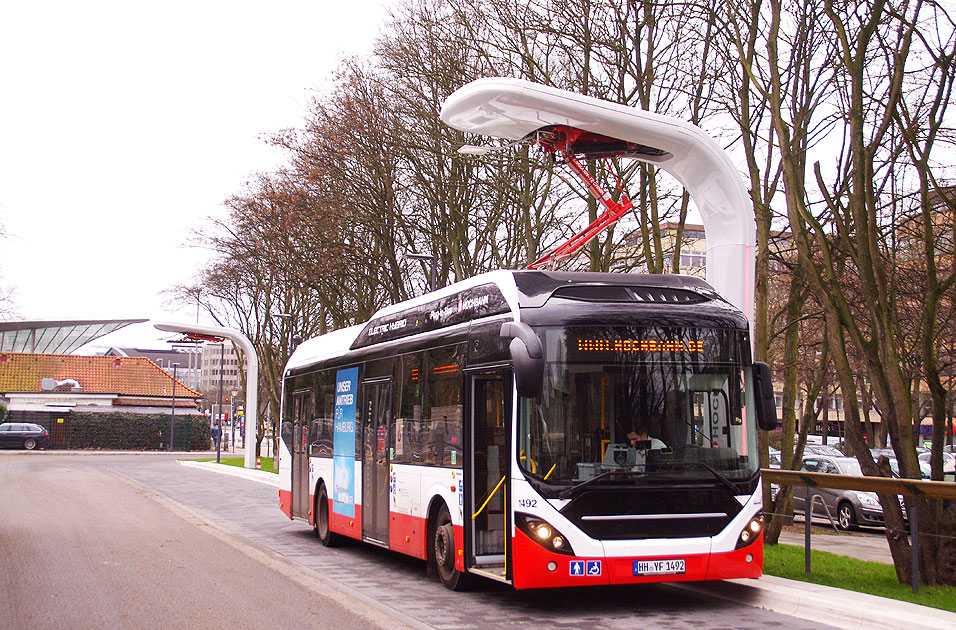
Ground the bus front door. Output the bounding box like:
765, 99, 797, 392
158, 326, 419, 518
361, 379, 391, 545
469, 373, 511, 581
291, 389, 310, 520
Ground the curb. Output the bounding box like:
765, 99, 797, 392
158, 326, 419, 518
678, 574, 956, 630
179, 459, 279, 487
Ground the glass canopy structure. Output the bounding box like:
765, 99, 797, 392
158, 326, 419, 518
0, 319, 147, 355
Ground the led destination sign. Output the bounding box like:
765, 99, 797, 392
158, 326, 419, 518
561, 326, 743, 364
577, 338, 704, 353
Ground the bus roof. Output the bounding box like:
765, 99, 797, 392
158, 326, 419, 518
285, 270, 730, 373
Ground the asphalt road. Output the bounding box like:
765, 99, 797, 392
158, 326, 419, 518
0, 452, 395, 630
0, 452, 840, 630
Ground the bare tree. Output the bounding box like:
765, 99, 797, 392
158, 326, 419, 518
773, 0, 956, 585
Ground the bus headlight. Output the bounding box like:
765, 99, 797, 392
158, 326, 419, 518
516, 513, 576, 556
736, 514, 764, 549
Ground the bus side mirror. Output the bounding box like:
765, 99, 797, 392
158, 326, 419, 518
753, 361, 778, 431
500, 322, 543, 398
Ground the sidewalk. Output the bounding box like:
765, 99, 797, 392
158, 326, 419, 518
681, 574, 956, 630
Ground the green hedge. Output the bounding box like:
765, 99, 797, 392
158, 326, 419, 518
38, 413, 211, 451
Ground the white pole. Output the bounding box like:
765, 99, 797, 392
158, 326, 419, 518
154, 322, 259, 469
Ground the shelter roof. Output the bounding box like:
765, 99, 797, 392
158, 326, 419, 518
0, 319, 147, 355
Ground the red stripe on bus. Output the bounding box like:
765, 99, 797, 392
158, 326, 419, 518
389, 512, 427, 559
328, 504, 364, 541
278, 489, 292, 519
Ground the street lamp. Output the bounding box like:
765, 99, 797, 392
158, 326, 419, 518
272, 312, 296, 467
169, 363, 180, 452
273, 313, 293, 352
231, 389, 238, 451
408, 252, 437, 293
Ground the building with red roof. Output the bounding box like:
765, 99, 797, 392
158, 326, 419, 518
0, 352, 202, 422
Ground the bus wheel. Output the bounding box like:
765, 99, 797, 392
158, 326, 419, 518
432, 504, 469, 591
315, 484, 341, 547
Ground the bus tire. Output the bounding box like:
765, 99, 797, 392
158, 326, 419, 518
315, 483, 341, 547
432, 504, 470, 591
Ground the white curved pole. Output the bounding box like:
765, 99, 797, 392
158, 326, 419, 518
154, 321, 259, 469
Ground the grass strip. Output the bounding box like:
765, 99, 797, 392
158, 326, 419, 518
194, 455, 278, 474
764, 542, 956, 612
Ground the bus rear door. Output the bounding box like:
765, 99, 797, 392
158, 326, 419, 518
291, 389, 311, 520
361, 378, 392, 545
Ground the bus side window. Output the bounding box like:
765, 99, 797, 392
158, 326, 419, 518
398, 353, 423, 465
281, 376, 306, 452
424, 345, 464, 468
311, 369, 335, 457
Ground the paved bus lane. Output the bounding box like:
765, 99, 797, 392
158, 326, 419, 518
96, 453, 839, 630
0, 452, 399, 630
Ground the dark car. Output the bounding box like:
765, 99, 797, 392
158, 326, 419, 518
793, 455, 885, 530
0, 423, 51, 450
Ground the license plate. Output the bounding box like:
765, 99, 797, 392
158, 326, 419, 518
634, 559, 685, 575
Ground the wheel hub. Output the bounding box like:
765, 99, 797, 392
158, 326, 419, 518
436, 525, 452, 566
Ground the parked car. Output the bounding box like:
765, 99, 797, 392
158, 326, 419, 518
804, 444, 844, 457
766, 449, 781, 499
0, 422, 51, 450
793, 455, 885, 531
768, 448, 781, 469
917, 451, 956, 479
870, 447, 896, 460
887, 457, 932, 479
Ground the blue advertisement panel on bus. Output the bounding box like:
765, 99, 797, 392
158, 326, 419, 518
332, 367, 358, 517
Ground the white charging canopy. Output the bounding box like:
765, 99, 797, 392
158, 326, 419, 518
440, 78, 755, 325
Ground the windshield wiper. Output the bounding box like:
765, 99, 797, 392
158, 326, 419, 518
558, 470, 641, 500
649, 460, 739, 493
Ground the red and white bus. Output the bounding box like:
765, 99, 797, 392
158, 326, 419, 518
277, 79, 777, 590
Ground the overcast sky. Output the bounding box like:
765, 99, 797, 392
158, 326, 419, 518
0, 1, 390, 350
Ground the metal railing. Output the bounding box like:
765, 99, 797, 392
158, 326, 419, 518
761, 469, 956, 593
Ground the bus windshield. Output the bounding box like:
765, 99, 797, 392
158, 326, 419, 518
517, 325, 759, 489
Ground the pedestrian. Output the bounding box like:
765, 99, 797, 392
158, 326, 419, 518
211, 422, 222, 452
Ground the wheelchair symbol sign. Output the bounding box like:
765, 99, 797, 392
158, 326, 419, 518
570, 560, 602, 576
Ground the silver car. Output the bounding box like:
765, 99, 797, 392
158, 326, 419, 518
917, 451, 956, 479
804, 444, 844, 457
793, 455, 884, 531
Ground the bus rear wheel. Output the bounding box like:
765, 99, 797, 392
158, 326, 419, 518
432, 504, 469, 591
315, 484, 341, 547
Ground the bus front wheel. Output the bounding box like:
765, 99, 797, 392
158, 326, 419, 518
432, 504, 469, 591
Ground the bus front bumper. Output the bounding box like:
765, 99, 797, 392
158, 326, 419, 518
510, 527, 763, 589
